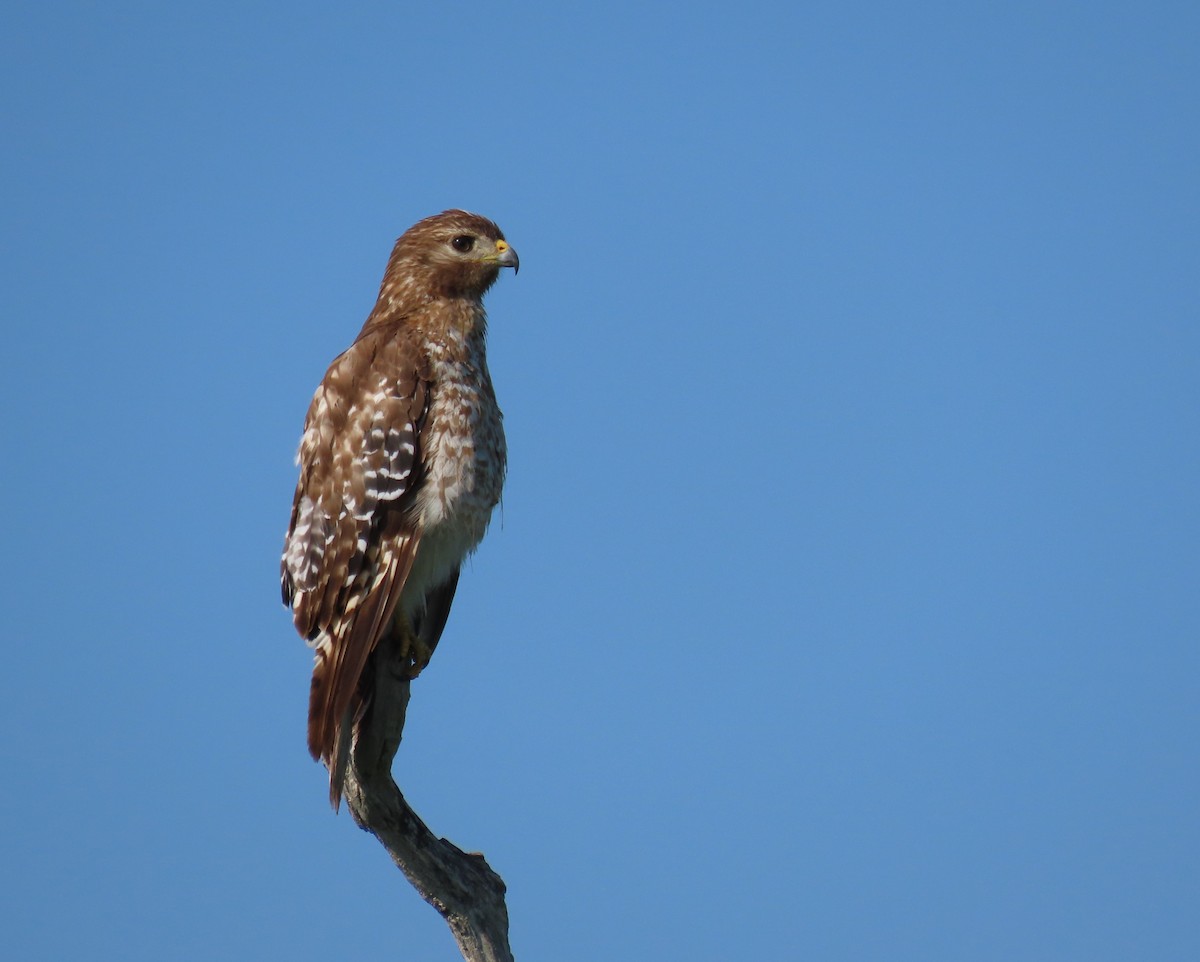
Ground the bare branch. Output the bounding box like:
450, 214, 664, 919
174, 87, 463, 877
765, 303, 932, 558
341, 633, 514, 962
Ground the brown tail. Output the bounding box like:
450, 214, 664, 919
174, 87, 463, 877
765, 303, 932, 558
307, 562, 413, 807
305, 531, 420, 810
307, 641, 359, 810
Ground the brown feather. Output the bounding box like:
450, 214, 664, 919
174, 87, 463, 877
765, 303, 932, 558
282, 210, 513, 811
288, 329, 430, 785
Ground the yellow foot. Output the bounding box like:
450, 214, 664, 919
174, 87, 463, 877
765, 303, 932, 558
403, 638, 433, 679
398, 619, 434, 679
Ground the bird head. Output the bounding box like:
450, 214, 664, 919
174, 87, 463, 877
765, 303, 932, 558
386, 209, 519, 302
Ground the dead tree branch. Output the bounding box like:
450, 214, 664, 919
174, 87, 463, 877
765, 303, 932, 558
341, 633, 514, 962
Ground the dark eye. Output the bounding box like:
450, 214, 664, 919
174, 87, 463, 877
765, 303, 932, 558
451, 235, 475, 252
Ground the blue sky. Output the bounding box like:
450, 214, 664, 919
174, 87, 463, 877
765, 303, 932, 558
3, 2, 1197, 959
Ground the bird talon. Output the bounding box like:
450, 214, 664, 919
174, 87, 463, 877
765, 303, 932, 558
400, 628, 433, 679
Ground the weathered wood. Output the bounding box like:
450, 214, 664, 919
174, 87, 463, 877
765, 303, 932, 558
341, 632, 514, 962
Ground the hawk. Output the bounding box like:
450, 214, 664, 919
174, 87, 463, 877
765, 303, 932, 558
281, 210, 517, 808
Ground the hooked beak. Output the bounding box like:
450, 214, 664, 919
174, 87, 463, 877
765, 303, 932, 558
495, 240, 520, 274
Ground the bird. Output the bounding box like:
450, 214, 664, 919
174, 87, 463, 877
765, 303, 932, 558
281, 209, 517, 809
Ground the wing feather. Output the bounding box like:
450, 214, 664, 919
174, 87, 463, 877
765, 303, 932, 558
281, 327, 431, 801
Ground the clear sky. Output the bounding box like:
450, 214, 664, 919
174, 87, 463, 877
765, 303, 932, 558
2, 2, 1197, 960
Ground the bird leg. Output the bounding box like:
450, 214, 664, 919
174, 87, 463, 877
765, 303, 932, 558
397, 613, 434, 679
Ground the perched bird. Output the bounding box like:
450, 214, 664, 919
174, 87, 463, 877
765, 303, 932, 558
281, 210, 517, 808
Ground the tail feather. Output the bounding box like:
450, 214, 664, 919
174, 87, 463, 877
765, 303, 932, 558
305, 534, 419, 810
328, 707, 356, 809
306, 636, 362, 812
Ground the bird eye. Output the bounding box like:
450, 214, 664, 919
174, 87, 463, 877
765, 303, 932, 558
451, 235, 475, 252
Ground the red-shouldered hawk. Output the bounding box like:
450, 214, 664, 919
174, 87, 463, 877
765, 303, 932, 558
281, 210, 517, 809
